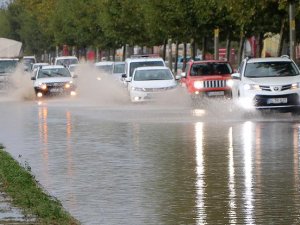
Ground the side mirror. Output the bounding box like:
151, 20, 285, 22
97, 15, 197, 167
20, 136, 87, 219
181, 72, 187, 78
231, 72, 240, 80
175, 75, 181, 80
31, 77, 36, 80
125, 77, 132, 82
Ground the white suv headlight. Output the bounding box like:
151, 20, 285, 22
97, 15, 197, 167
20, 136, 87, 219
243, 83, 261, 91
291, 83, 300, 89
194, 81, 204, 89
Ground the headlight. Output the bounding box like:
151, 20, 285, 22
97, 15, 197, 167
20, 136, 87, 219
38, 83, 47, 90
194, 81, 204, 89
243, 83, 260, 91
291, 83, 300, 89
227, 79, 234, 87
65, 83, 71, 89
132, 87, 145, 91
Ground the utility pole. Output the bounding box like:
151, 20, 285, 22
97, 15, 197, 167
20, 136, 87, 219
289, 1, 296, 60
214, 28, 219, 60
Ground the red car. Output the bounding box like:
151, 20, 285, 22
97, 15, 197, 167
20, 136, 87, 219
181, 60, 233, 98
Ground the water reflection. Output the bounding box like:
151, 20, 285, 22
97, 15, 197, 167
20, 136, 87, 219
194, 122, 206, 224
37, 105, 77, 209
242, 121, 254, 224
228, 127, 236, 224
38, 106, 49, 187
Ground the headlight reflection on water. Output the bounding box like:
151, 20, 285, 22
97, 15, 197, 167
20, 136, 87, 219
192, 109, 206, 117
242, 121, 254, 224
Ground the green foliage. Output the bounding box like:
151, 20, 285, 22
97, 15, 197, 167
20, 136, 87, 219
0, 0, 299, 55
0, 148, 80, 225
0, 9, 10, 37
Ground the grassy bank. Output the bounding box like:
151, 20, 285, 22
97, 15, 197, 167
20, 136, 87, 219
0, 145, 80, 225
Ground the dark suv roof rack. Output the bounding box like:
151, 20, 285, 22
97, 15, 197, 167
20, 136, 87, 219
130, 54, 159, 58
245, 56, 253, 62
280, 55, 290, 58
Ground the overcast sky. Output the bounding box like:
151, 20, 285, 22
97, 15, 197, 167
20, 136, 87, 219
0, 0, 9, 8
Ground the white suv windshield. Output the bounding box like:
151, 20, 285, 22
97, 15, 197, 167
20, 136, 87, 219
134, 69, 173, 81
56, 58, 78, 66
244, 61, 299, 77
130, 61, 164, 77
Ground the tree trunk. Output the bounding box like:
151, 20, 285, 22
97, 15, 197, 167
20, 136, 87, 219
191, 38, 196, 60
202, 37, 207, 60
277, 19, 286, 57
238, 33, 245, 65
183, 42, 187, 71
174, 41, 179, 74
168, 38, 172, 71
122, 45, 126, 61
163, 39, 167, 61
256, 33, 264, 57
226, 34, 231, 62
112, 48, 116, 61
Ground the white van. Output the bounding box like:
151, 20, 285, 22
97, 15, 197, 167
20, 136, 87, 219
54, 56, 79, 67
122, 55, 166, 85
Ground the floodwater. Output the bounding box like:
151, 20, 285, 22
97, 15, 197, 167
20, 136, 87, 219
0, 65, 300, 225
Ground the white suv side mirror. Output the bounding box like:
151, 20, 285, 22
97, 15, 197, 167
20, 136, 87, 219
231, 72, 240, 79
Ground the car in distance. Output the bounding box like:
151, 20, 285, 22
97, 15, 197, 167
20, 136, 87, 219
31, 65, 77, 98
181, 60, 233, 98
122, 55, 166, 86
22, 56, 36, 71
127, 66, 178, 102
112, 61, 125, 81
230, 56, 300, 113
54, 56, 79, 67
31, 63, 49, 73
0, 58, 19, 93
94, 61, 114, 74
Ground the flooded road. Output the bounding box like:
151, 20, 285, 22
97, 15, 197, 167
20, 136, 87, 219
0, 95, 300, 225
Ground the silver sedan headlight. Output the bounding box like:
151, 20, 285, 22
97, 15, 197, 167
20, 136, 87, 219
38, 83, 47, 90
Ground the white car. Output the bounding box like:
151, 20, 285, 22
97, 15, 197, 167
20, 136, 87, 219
230, 56, 300, 113
94, 61, 114, 74
31, 65, 77, 98
54, 56, 79, 67
31, 63, 49, 72
127, 66, 178, 102
112, 61, 125, 81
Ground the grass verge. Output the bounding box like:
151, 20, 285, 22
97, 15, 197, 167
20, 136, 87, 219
0, 144, 80, 225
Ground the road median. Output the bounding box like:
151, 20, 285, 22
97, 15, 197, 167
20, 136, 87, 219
0, 144, 80, 225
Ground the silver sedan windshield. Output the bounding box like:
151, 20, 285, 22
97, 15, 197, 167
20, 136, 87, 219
38, 68, 71, 78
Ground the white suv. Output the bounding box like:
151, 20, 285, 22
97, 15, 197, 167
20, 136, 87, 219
54, 56, 79, 67
231, 56, 300, 112
122, 55, 166, 85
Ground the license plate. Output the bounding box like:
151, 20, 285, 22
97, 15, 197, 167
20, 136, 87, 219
267, 98, 287, 104
207, 91, 224, 96
50, 88, 62, 93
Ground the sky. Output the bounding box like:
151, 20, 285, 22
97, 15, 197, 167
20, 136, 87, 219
0, 0, 9, 8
